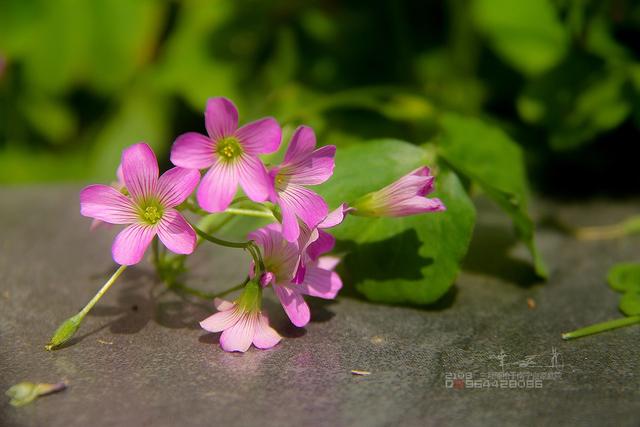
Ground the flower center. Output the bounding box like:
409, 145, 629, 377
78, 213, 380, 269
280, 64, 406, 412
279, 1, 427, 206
216, 137, 243, 162
274, 173, 289, 191
140, 203, 163, 225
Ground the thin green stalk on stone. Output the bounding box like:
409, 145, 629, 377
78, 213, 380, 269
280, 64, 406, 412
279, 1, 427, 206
562, 316, 640, 340
45, 265, 128, 350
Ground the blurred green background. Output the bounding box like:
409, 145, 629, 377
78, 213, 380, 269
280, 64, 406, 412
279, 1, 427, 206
1, 0, 639, 197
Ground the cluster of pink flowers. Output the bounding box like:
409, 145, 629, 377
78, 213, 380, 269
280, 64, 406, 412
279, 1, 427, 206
80, 97, 445, 353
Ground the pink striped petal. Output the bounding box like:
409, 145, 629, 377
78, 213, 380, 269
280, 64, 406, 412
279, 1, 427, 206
411, 167, 436, 196
299, 266, 342, 299
220, 314, 257, 352
200, 307, 239, 333
280, 202, 301, 243
252, 313, 282, 349
237, 155, 272, 203
284, 126, 316, 163
170, 132, 215, 169
279, 184, 328, 231
235, 117, 281, 155
285, 145, 336, 186
205, 97, 238, 140
121, 143, 159, 202
112, 223, 156, 265
275, 286, 310, 327
80, 184, 138, 224
386, 197, 446, 216
306, 230, 335, 261
156, 167, 200, 208
156, 209, 196, 255
197, 160, 239, 212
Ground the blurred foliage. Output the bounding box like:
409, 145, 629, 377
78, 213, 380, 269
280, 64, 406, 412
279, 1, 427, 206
1, 0, 639, 186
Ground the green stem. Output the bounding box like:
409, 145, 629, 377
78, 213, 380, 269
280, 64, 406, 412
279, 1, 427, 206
169, 279, 248, 300
192, 225, 251, 249
562, 316, 640, 340
224, 207, 275, 219
46, 265, 127, 350
78, 265, 128, 318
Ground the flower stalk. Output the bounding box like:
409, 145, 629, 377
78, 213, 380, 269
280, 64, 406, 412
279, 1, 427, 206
46, 265, 127, 350
562, 316, 640, 340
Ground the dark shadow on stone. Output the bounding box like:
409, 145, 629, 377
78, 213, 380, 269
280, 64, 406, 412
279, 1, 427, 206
307, 298, 337, 323
463, 222, 540, 288
198, 332, 219, 345
89, 269, 212, 336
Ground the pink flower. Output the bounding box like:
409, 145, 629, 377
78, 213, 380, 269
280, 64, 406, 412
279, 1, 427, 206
351, 167, 446, 217
80, 143, 200, 265
199, 283, 281, 352
269, 126, 336, 242
249, 224, 342, 327
170, 97, 281, 212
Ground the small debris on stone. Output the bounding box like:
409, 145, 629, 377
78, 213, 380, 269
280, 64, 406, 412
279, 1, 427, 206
370, 336, 384, 344
97, 339, 113, 345
527, 298, 536, 310
6, 381, 67, 407
351, 370, 371, 376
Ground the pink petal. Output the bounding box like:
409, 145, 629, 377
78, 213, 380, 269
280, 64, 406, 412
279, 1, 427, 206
252, 313, 282, 349
236, 155, 272, 203
121, 143, 159, 202
196, 160, 239, 212
280, 202, 301, 243
410, 167, 436, 196
80, 184, 138, 224
306, 230, 335, 261
112, 223, 156, 265
275, 286, 310, 327
200, 307, 240, 333
170, 132, 215, 170
235, 117, 281, 155
285, 145, 336, 186
156, 209, 196, 255
284, 126, 316, 163
214, 298, 235, 311
205, 97, 238, 140
317, 255, 341, 271
299, 266, 342, 299
220, 314, 257, 352
387, 197, 446, 216
279, 184, 328, 232
156, 167, 200, 208
319, 203, 351, 229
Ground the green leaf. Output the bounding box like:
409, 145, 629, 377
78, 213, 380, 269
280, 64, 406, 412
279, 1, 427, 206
438, 113, 548, 278
471, 0, 567, 76
608, 263, 640, 293
619, 292, 640, 317
317, 139, 476, 305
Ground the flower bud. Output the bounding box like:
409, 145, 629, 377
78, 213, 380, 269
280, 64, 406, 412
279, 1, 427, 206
351, 167, 445, 217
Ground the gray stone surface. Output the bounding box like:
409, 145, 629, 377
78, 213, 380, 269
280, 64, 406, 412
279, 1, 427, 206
1, 186, 639, 427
